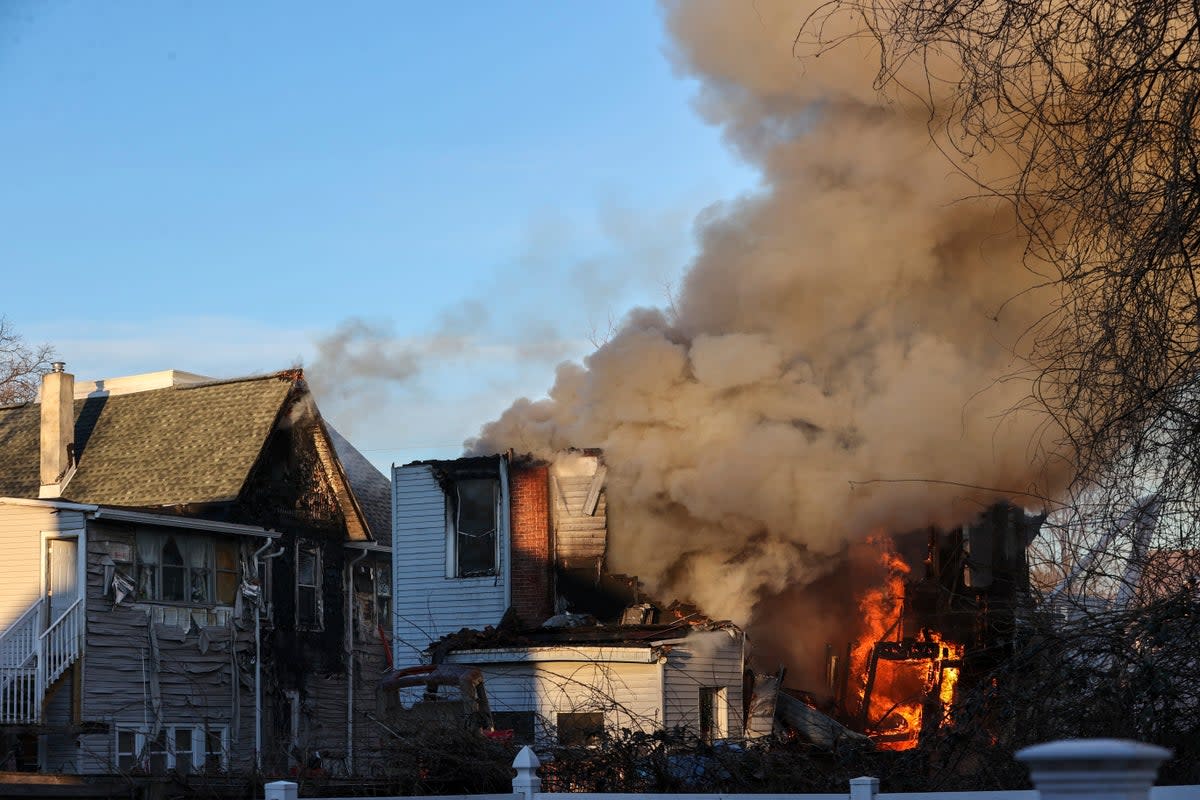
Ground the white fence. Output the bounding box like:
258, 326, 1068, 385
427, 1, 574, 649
264, 739, 1197, 800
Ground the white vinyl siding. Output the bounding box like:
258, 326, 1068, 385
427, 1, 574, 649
662, 630, 746, 739
0, 505, 82, 630
551, 459, 607, 563
392, 465, 509, 656
445, 652, 663, 747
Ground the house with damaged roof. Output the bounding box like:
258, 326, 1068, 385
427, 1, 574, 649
390, 451, 748, 748
0, 365, 393, 778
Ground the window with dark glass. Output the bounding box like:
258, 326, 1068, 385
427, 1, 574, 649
135, 531, 239, 606
556, 711, 603, 747
296, 541, 323, 629
113, 725, 228, 773
375, 563, 392, 624
453, 478, 498, 577
492, 710, 535, 745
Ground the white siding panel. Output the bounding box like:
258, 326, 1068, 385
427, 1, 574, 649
392, 465, 508, 655
467, 659, 662, 747
0, 505, 78, 631
552, 474, 608, 561
663, 630, 746, 739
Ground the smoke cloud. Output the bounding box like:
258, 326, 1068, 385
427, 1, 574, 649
469, 0, 1074, 642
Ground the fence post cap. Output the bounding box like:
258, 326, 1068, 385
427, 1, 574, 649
263, 781, 298, 800
850, 776, 880, 785
513, 745, 541, 770
1017, 738, 1172, 764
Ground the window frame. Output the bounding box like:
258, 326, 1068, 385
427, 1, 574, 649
295, 540, 324, 630
114, 724, 229, 773
698, 686, 729, 743
445, 478, 500, 578
134, 531, 240, 607
556, 711, 604, 747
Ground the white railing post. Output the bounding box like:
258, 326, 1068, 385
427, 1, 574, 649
850, 776, 879, 800
1017, 739, 1172, 800
512, 745, 541, 799
264, 779, 298, 800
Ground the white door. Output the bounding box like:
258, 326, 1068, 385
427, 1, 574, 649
46, 538, 78, 624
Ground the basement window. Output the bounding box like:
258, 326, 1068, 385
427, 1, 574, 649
115, 725, 229, 774
296, 541, 323, 630
492, 711, 536, 745
448, 478, 499, 577
556, 711, 604, 747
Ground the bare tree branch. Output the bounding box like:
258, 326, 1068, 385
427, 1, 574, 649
0, 317, 53, 406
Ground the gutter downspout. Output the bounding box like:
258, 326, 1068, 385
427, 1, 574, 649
345, 548, 368, 776
254, 542, 286, 772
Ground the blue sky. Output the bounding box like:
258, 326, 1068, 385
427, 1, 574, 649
0, 2, 757, 469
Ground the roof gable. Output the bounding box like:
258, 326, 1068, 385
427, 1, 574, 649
0, 374, 295, 508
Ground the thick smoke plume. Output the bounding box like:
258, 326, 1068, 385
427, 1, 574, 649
470, 2, 1073, 650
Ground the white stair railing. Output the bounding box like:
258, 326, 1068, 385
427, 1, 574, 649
0, 598, 45, 724
0, 599, 43, 669
0, 597, 84, 724
40, 599, 83, 689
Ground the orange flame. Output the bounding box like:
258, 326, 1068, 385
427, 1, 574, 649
852, 538, 963, 750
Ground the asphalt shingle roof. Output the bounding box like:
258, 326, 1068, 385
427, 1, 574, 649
0, 374, 295, 508
327, 424, 392, 546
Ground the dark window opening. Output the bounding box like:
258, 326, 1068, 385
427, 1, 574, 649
556, 711, 603, 747
296, 542, 323, 629
699, 687, 726, 743
454, 479, 497, 577
492, 711, 536, 745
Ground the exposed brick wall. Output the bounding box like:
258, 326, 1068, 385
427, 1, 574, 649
509, 463, 553, 627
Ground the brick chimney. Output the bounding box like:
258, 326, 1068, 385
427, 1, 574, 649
509, 462, 554, 627
39, 362, 75, 495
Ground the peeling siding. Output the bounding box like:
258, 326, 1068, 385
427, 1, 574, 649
662, 630, 746, 738
0, 504, 80, 630
76, 521, 257, 775
392, 465, 509, 655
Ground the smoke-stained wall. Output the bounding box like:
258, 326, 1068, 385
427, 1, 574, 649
469, 0, 1073, 669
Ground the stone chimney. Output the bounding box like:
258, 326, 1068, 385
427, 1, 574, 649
39, 362, 75, 495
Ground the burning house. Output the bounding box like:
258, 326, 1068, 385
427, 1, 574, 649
389, 445, 1046, 753
389, 450, 748, 747
814, 504, 1044, 750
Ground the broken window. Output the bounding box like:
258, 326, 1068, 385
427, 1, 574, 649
556, 711, 603, 747
296, 541, 323, 629
353, 561, 392, 631
450, 478, 498, 577
135, 531, 238, 606
698, 687, 728, 743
